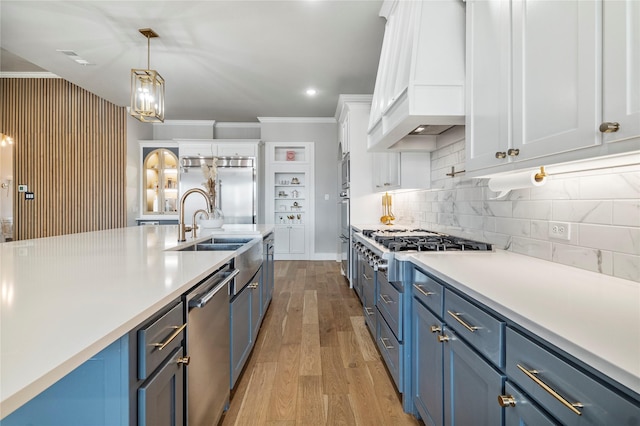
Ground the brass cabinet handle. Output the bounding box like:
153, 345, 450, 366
507, 148, 520, 156
447, 310, 479, 333
379, 337, 394, 350
248, 282, 259, 289
497, 395, 516, 407
437, 334, 450, 343
364, 307, 375, 316
599, 122, 620, 133
413, 284, 434, 297
362, 273, 371, 281
177, 356, 191, 365
495, 151, 507, 159
430, 325, 441, 333
151, 323, 187, 351
380, 294, 392, 304
516, 364, 583, 416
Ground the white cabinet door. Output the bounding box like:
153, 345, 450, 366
372, 152, 400, 192
511, 0, 600, 160
289, 226, 306, 254
217, 143, 257, 157
602, 0, 640, 144
179, 142, 217, 158
274, 226, 290, 254
465, 0, 512, 171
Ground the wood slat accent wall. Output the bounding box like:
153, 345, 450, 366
1, 78, 127, 240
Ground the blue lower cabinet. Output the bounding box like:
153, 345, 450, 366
443, 327, 505, 426
413, 298, 444, 426
230, 283, 253, 389
1, 336, 129, 426
138, 346, 185, 426
503, 381, 557, 426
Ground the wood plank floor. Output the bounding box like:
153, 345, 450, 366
221, 260, 421, 426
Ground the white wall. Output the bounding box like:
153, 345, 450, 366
391, 136, 640, 283
260, 119, 339, 258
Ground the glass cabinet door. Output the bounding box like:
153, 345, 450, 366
143, 148, 179, 215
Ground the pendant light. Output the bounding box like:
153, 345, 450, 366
130, 28, 165, 123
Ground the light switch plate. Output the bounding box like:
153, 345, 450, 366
18, 184, 27, 192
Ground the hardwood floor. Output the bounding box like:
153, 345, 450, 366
221, 261, 421, 426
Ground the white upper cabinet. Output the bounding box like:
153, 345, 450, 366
602, 0, 640, 144
511, 0, 600, 159
466, 0, 640, 176
368, 0, 466, 151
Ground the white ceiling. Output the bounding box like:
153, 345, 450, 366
0, 1, 384, 122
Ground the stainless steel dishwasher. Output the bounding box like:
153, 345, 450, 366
184, 263, 239, 426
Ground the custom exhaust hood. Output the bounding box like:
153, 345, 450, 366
367, 0, 466, 152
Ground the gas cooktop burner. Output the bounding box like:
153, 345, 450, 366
361, 229, 492, 252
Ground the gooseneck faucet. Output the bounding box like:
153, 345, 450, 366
178, 188, 213, 242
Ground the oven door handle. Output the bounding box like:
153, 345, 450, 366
190, 269, 239, 308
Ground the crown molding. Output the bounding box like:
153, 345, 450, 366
0, 72, 60, 78
257, 117, 336, 124
215, 122, 261, 128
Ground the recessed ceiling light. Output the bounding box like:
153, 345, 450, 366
306, 88, 317, 96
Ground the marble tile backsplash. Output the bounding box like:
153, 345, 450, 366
392, 137, 640, 283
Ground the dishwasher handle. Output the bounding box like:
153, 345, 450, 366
190, 269, 240, 309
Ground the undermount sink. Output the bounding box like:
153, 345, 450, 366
175, 237, 256, 252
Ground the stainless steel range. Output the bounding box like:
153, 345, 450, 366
352, 228, 492, 282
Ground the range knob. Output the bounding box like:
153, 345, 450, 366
375, 259, 388, 272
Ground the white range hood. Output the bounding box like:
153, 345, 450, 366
367, 0, 466, 152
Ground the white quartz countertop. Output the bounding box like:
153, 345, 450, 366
407, 250, 640, 396
0, 224, 273, 418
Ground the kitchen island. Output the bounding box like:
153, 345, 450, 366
0, 224, 273, 420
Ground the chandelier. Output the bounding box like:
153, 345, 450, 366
130, 28, 165, 123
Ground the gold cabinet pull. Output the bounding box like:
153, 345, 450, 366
507, 148, 520, 157
495, 151, 507, 159
151, 323, 187, 351
364, 307, 375, 316
599, 122, 620, 133
516, 364, 583, 416
362, 273, 371, 281
437, 334, 450, 343
447, 310, 479, 333
248, 282, 259, 289
379, 337, 394, 350
430, 325, 441, 333
413, 284, 435, 297
380, 294, 392, 304
177, 356, 190, 365
497, 395, 516, 407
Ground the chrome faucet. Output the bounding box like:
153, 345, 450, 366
178, 188, 213, 242
191, 209, 209, 239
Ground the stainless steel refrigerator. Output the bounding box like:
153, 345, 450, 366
179, 157, 256, 225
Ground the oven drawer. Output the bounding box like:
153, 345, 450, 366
377, 309, 402, 392
377, 273, 403, 341
413, 268, 444, 318
138, 301, 185, 380
506, 328, 640, 426
444, 289, 504, 368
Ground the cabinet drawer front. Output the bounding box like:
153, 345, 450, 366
413, 268, 444, 317
444, 289, 504, 367
506, 328, 640, 426
138, 302, 185, 380
377, 273, 403, 340
377, 310, 403, 392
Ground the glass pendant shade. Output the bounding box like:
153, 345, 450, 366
130, 68, 165, 122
